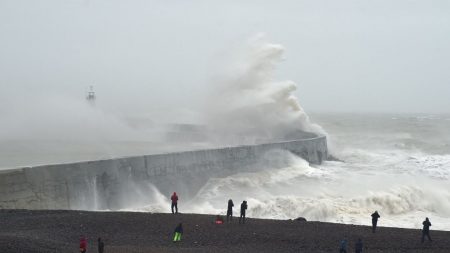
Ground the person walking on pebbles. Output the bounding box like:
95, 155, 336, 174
355, 238, 363, 253
339, 239, 348, 253
97, 237, 104, 253
239, 200, 247, 224
173, 223, 183, 242
421, 217, 432, 243
227, 199, 234, 223
171, 192, 179, 214
371, 211, 380, 233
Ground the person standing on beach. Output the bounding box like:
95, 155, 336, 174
339, 239, 348, 253
173, 223, 183, 242
79, 236, 87, 253
239, 200, 247, 224
371, 211, 380, 233
421, 217, 432, 243
171, 192, 178, 214
227, 199, 234, 223
97, 237, 104, 253
355, 238, 363, 253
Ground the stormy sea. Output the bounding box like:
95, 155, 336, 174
2, 113, 449, 231
1, 38, 449, 231
135, 113, 450, 231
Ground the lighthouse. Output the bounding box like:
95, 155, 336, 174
86, 85, 96, 105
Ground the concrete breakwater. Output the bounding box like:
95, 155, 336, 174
0, 137, 327, 210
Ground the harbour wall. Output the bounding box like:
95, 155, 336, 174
0, 136, 327, 210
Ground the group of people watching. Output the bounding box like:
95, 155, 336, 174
170, 194, 249, 242
339, 211, 433, 253
171, 193, 248, 224
226, 199, 248, 224
171, 193, 435, 249
371, 211, 432, 242
339, 238, 363, 253
78, 196, 435, 251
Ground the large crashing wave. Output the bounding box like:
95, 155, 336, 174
204, 35, 326, 145
129, 148, 450, 231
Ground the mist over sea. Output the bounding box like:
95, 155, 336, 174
2, 113, 449, 230
1, 35, 449, 231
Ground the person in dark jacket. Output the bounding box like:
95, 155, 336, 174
355, 238, 363, 253
371, 211, 380, 233
421, 217, 432, 243
239, 200, 247, 224
171, 192, 178, 214
97, 237, 104, 253
79, 236, 87, 253
173, 223, 183, 242
339, 239, 348, 253
227, 199, 234, 223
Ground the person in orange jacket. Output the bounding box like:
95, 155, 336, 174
171, 192, 179, 214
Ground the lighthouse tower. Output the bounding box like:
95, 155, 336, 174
86, 85, 96, 105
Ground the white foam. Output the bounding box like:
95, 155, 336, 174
157, 148, 450, 231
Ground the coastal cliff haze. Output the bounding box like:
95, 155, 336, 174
1, 0, 450, 239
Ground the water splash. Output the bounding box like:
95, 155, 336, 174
205, 34, 326, 145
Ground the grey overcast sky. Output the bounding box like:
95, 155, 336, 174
1, 0, 449, 114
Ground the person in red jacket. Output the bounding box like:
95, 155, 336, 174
79, 236, 87, 253
171, 192, 179, 214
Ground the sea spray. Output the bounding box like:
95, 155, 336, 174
0, 36, 328, 168
205, 34, 326, 145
